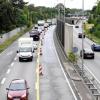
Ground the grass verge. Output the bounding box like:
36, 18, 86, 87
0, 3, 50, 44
84, 23, 100, 44
0, 26, 33, 53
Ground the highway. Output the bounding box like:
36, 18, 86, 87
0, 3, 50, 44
0, 26, 76, 100
73, 20, 100, 86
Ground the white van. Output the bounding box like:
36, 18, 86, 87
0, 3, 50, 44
17, 37, 34, 62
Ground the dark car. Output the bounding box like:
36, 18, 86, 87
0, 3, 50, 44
29, 30, 40, 37
78, 33, 85, 38
33, 35, 40, 41
91, 44, 100, 51
6, 79, 29, 100
80, 49, 94, 59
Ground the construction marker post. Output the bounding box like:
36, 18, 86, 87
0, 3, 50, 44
36, 40, 42, 100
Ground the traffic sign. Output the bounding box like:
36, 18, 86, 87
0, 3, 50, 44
72, 47, 78, 53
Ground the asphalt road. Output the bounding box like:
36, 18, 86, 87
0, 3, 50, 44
73, 21, 100, 87
40, 26, 76, 100
0, 31, 37, 100
0, 26, 76, 100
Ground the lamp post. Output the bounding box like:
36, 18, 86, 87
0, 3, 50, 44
64, 0, 66, 23
81, 0, 84, 77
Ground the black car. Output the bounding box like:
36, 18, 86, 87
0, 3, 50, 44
29, 30, 40, 37
78, 33, 85, 38
80, 49, 94, 59
33, 35, 40, 41
91, 44, 100, 51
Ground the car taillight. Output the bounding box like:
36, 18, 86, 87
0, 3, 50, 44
8, 94, 13, 99
21, 93, 26, 98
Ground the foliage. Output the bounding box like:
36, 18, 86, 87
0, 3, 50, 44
68, 52, 78, 64
88, 1, 100, 39
0, 25, 33, 53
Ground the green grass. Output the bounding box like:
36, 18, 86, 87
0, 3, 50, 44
84, 23, 100, 44
0, 25, 33, 53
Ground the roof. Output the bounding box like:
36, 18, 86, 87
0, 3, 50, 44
12, 79, 25, 83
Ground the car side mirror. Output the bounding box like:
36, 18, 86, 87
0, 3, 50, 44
6, 88, 9, 90
16, 50, 19, 53
27, 87, 30, 89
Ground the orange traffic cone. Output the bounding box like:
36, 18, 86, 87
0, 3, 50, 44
39, 65, 43, 76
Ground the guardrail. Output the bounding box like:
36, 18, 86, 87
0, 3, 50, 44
77, 58, 100, 100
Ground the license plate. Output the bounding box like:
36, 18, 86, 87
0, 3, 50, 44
13, 99, 20, 100
87, 55, 92, 57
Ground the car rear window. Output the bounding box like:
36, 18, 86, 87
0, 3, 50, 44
9, 83, 26, 91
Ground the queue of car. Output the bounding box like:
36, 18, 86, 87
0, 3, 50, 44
6, 19, 54, 100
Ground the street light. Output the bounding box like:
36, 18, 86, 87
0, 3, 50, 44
64, 0, 66, 23
81, 0, 84, 77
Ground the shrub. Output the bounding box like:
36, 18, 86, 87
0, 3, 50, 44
68, 51, 78, 64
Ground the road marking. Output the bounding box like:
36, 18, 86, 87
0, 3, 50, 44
6, 69, 11, 74
84, 64, 100, 85
53, 35, 78, 100
11, 62, 14, 67
14, 57, 17, 61
7, 51, 13, 56
37, 59, 39, 63
1, 78, 6, 85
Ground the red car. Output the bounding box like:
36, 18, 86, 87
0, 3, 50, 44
6, 79, 29, 100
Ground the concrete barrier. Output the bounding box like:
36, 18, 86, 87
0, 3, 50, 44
64, 23, 74, 55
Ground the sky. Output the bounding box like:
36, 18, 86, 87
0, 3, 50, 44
24, 0, 97, 10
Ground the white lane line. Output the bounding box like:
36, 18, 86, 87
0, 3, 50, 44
14, 57, 17, 61
6, 69, 11, 74
11, 62, 14, 67
84, 64, 100, 85
53, 34, 78, 100
1, 78, 6, 85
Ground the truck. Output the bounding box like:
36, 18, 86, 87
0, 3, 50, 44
17, 37, 34, 62
37, 20, 45, 31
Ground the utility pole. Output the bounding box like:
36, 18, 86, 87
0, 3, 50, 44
64, 0, 66, 23
81, 0, 84, 77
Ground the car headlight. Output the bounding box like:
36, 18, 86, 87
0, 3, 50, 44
21, 93, 26, 98
8, 94, 12, 98
28, 55, 32, 57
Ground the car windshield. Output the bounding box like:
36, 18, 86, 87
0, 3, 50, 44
9, 83, 26, 91
19, 47, 32, 52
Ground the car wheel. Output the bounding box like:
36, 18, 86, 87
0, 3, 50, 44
92, 56, 94, 59
19, 58, 22, 62
30, 58, 33, 61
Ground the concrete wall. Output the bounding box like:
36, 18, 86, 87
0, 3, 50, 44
0, 26, 26, 44
64, 23, 73, 55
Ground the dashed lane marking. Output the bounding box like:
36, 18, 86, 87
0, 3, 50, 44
11, 62, 14, 67
6, 69, 11, 74
1, 78, 6, 85
14, 57, 17, 61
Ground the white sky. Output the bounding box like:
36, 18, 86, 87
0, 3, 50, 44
24, 0, 97, 10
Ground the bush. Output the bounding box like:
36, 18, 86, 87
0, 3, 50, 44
68, 51, 78, 64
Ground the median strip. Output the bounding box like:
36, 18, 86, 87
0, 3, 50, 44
35, 40, 42, 100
